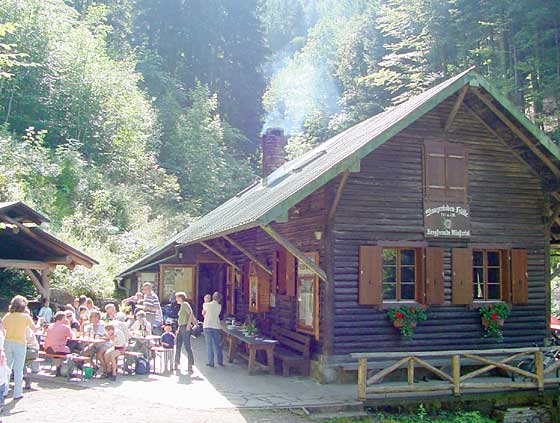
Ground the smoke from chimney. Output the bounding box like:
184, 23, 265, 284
262, 128, 287, 178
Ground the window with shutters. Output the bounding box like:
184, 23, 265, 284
473, 250, 502, 300
424, 141, 468, 201
382, 248, 418, 301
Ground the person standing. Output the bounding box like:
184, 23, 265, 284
2, 296, 41, 399
37, 298, 53, 324
141, 282, 163, 334
203, 291, 223, 367
174, 292, 195, 372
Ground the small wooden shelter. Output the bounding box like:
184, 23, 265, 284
119, 68, 560, 388
0, 201, 98, 299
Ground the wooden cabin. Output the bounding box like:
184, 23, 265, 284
118, 68, 560, 385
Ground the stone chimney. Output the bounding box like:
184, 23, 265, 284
262, 128, 287, 178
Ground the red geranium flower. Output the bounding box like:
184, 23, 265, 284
395, 312, 404, 319
409, 306, 415, 312
488, 305, 493, 310
491, 312, 498, 320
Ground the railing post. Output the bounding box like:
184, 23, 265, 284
451, 354, 461, 396
534, 350, 544, 392
358, 358, 367, 401
407, 357, 414, 385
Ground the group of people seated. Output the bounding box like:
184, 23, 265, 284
38, 282, 165, 382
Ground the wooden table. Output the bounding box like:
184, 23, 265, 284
221, 324, 278, 375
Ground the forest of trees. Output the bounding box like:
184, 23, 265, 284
0, 0, 559, 298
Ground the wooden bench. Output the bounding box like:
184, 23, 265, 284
271, 324, 311, 377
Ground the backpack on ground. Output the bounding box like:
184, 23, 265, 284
135, 356, 150, 375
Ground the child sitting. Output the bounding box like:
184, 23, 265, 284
101, 324, 126, 381
160, 324, 175, 349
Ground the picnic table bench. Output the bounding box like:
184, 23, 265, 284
221, 323, 277, 375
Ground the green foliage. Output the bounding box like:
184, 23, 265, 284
0, 269, 37, 300
263, 0, 560, 157
371, 409, 496, 423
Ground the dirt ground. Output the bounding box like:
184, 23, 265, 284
0, 379, 310, 423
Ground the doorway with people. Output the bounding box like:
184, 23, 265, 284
197, 263, 227, 319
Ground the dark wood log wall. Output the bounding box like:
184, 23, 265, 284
225, 188, 328, 354
331, 94, 547, 355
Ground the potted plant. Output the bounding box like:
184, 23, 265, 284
479, 302, 510, 340
386, 305, 427, 340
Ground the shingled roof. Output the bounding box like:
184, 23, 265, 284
118, 68, 560, 277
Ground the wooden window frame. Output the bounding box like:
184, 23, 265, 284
381, 247, 421, 302
472, 249, 503, 302
296, 252, 320, 340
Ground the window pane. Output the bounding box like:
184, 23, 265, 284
383, 266, 396, 283
473, 251, 483, 267
383, 249, 396, 265
401, 266, 415, 283
488, 284, 500, 300
487, 251, 500, 267
488, 267, 500, 284
401, 283, 415, 300
298, 278, 314, 327
400, 249, 415, 266
473, 267, 484, 299
383, 283, 396, 300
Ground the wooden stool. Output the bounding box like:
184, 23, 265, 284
150, 347, 173, 374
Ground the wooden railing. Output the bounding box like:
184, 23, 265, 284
350, 347, 560, 401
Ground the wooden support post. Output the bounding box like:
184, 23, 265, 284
407, 357, 414, 385
535, 350, 544, 392
357, 358, 367, 401
452, 354, 461, 396
444, 86, 468, 133
471, 89, 560, 178
327, 171, 349, 221
24, 269, 48, 299
260, 225, 328, 283
223, 235, 272, 276
41, 269, 51, 301
199, 241, 241, 272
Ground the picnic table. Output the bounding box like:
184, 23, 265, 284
221, 323, 278, 375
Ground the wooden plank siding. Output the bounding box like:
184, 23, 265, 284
330, 94, 546, 355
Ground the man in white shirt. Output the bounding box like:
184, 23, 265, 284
203, 292, 223, 367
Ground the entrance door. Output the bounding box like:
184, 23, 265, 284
197, 263, 227, 319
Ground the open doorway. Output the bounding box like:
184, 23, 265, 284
197, 263, 227, 319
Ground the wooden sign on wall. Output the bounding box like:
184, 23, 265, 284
424, 201, 470, 238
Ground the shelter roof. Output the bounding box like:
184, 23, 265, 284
119, 68, 560, 277
0, 202, 98, 268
